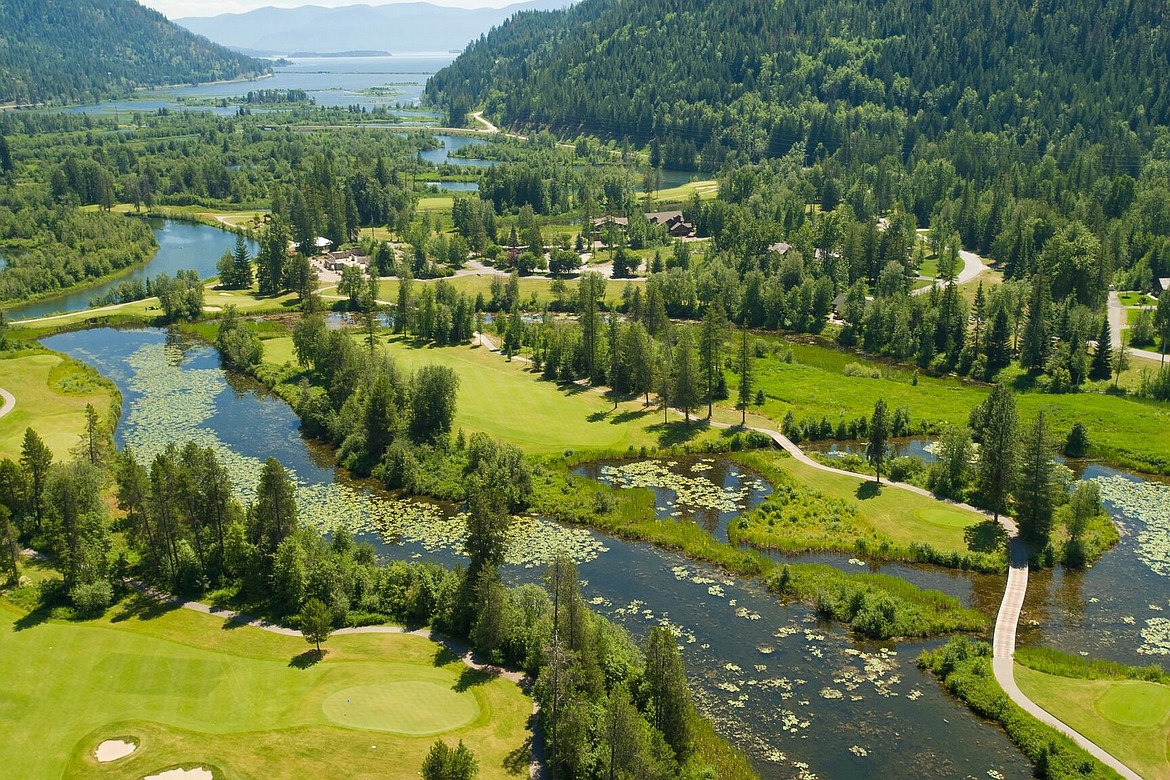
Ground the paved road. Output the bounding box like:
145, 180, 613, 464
1107, 290, 1165, 363
912, 247, 988, 296
0, 386, 14, 420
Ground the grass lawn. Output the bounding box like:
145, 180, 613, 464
653, 179, 719, 202
0, 588, 531, 780
739, 451, 996, 559
1015, 665, 1170, 780
1118, 291, 1156, 307
731, 335, 1170, 474
0, 352, 117, 461
262, 334, 719, 455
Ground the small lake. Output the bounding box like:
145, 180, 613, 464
417, 134, 497, 168
65, 54, 456, 117
424, 181, 480, 192
5, 220, 256, 321
802, 437, 939, 464
40, 326, 1034, 780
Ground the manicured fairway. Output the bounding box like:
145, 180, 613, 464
0, 353, 116, 460
263, 335, 718, 455
1015, 665, 1170, 780
753, 452, 989, 555
0, 591, 531, 780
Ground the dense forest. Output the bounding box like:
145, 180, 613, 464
429, 0, 1170, 156
0, 0, 269, 105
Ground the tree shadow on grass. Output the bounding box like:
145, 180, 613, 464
432, 646, 462, 668
587, 409, 610, 422
12, 603, 52, 632
110, 593, 180, 624
965, 520, 1008, 553
454, 665, 496, 692
557, 382, 591, 396
503, 736, 533, 774
650, 420, 704, 448
612, 407, 652, 425
855, 481, 881, 500
289, 648, 324, 669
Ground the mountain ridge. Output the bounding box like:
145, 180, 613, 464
175, 0, 574, 56
0, 0, 269, 105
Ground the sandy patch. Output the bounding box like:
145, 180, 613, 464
144, 768, 213, 780
219, 292, 232, 297
95, 739, 137, 762
201, 306, 223, 312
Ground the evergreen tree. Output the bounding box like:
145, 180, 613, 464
259, 220, 289, 296
1157, 287, 1170, 366
19, 428, 53, 532
396, 265, 413, 335
975, 382, 1019, 522
1089, 318, 1112, 381
698, 303, 727, 419
736, 323, 753, 426
0, 134, 12, 175
866, 399, 890, 483
1019, 276, 1050, 371
643, 626, 694, 761
231, 234, 253, 289
1016, 411, 1057, 542
578, 271, 605, 382
984, 308, 1011, 379
672, 331, 700, 422
624, 322, 655, 405
421, 739, 478, 780
252, 457, 298, 557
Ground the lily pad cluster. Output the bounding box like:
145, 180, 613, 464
121, 342, 607, 567
1092, 475, 1170, 577
597, 459, 765, 516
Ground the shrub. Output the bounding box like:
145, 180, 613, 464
843, 362, 881, 379
69, 579, 113, 617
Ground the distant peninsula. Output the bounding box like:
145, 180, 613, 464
286, 50, 392, 58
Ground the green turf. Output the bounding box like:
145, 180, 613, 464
323, 681, 480, 734
0, 592, 531, 780
264, 334, 718, 455
1015, 665, 1170, 780
0, 352, 118, 461
731, 335, 1170, 474
740, 451, 993, 557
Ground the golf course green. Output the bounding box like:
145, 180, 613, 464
0, 568, 532, 780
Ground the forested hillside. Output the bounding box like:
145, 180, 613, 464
428, 0, 1169, 161
0, 0, 269, 105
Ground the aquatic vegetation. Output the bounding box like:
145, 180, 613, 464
1139, 618, 1170, 656
597, 458, 765, 515
122, 342, 607, 567
1092, 475, 1170, 577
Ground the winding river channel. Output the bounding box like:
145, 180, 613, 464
44, 326, 1034, 780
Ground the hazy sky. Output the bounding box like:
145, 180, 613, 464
140, 0, 519, 19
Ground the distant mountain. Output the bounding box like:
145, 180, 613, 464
175, 1, 574, 57
0, 0, 269, 105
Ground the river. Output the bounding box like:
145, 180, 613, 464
42, 326, 1032, 780
6, 220, 256, 322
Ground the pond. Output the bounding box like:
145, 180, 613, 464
6, 219, 256, 322
802, 438, 939, 464
1020, 462, 1170, 666
41, 326, 1034, 780
64, 54, 455, 117
424, 181, 480, 192
417, 134, 498, 168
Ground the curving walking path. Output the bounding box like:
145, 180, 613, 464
475, 334, 1139, 777
912, 247, 989, 296
0, 386, 14, 420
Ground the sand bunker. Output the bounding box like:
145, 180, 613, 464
201, 306, 223, 312
95, 739, 137, 762
144, 768, 213, 780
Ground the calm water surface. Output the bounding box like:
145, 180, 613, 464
6, 220, 255, 321
42, 326, 1034, 780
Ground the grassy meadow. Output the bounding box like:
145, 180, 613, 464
0, 566, 531, 780
260, 333, 720, 455
731, 335, 1170, 474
